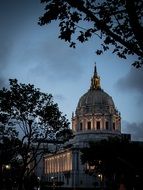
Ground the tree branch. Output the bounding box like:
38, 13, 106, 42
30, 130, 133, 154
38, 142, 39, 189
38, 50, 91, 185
65, 0, 143, 57
125, 0, 143, 51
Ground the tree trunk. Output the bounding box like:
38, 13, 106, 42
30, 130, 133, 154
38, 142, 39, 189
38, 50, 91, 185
17, 177, 24, 190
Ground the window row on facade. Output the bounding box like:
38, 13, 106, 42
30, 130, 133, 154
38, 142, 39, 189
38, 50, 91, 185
78, 120, 118, 131
44, 151, 72, 174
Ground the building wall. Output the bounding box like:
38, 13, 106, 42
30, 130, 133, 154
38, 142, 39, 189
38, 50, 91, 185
72, 113, 121, 134
44, 149, 73, 187
43, 147, 101, 189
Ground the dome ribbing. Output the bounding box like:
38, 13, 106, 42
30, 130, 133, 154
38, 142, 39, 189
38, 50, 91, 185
76, 88, 115, 115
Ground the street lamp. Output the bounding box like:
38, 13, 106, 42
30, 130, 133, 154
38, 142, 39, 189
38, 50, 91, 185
51, 176, 56, 190
98, 173, 103, 189
5, 164, 11, 170
2, 164, 11, 171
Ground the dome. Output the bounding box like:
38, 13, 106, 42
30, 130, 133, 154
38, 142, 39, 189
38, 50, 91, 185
76, 65, 116, 115
76, 88, 115, 115
78, 89, 114, 107
72, 64, 121, 139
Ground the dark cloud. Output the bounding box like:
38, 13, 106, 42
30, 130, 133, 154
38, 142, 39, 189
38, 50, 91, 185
122, 120, 143, 141
28, 41, 84, 81
116, 67, 143, 107
0, 78, 5, 89
0, 38, 13, 88
116, 67, 143, 93
116, 68, 143, 132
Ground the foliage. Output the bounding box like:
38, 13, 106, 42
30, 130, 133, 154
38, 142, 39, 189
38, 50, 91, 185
0, 129, 20, 165
0, 124, 21, 189
0, 79, 71, 189
81, 137, 143, 189
0, 121, 19, 167
39, 0, 143, 68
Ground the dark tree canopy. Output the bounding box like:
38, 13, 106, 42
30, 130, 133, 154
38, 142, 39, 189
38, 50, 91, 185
0, 126, 19, 166
39, 0, 143, 68
0, 79, 71, 189
0, 121, 22, 189
81, 138, 143, 189
0, 79, 70, 141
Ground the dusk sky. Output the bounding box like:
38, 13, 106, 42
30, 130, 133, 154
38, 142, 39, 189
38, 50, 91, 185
0, 0, 143, 141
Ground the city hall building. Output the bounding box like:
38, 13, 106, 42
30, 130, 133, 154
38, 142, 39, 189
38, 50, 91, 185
42, 65, 129, 189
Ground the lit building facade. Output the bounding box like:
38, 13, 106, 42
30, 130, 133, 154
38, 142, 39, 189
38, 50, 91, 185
43, 65, 128, 189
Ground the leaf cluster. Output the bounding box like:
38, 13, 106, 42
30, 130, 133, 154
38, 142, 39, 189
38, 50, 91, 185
39, 0, 143, 68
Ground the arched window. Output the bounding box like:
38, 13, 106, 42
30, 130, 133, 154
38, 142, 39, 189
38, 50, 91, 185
113, 122, 115, 130
96, 121, 100, 130
80, 122, 83, 130
87, 121, 91, 130
105, 121, 109, 130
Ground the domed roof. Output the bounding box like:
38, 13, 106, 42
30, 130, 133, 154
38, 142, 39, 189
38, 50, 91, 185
77, 88, 114, 108
76, 88, 115, 114
76, 65, 116, 115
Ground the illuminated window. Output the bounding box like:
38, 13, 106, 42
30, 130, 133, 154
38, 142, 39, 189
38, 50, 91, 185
96, 121, 100, 130
87, 121, 91, 130
105, 121, 109, 130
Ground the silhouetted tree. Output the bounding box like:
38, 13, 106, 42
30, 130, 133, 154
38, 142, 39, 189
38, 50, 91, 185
81, 137, 143, 189
0, 79, 71, 189
39, 0, 143, 68
0, 124, 21, 189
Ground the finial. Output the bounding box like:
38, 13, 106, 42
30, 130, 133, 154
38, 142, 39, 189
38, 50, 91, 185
90, 63, 101, 90
94, 62, 97, 76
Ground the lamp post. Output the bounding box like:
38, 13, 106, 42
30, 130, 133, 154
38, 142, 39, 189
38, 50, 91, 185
98, 173, 103, 189
51, 176, 56, 190
2, 164, 12, 189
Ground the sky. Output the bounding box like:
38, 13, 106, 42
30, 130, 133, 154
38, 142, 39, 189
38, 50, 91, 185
0, 0, 143, 141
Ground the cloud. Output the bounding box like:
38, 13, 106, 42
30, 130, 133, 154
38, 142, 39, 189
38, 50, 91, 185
54, 94, 66, 101
0, 0, 85, 87
116, 67, 143, 107
27, 39, 84, 82
122, 120, 143, 141
116, 67, 143, 93
0, 78, 5, 89
0, 37, 14, 88
115, 67, 143, 125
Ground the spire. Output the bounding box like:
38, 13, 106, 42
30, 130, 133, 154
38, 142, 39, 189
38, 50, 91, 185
90, 63, 101, 90
94, 62, 97, 76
